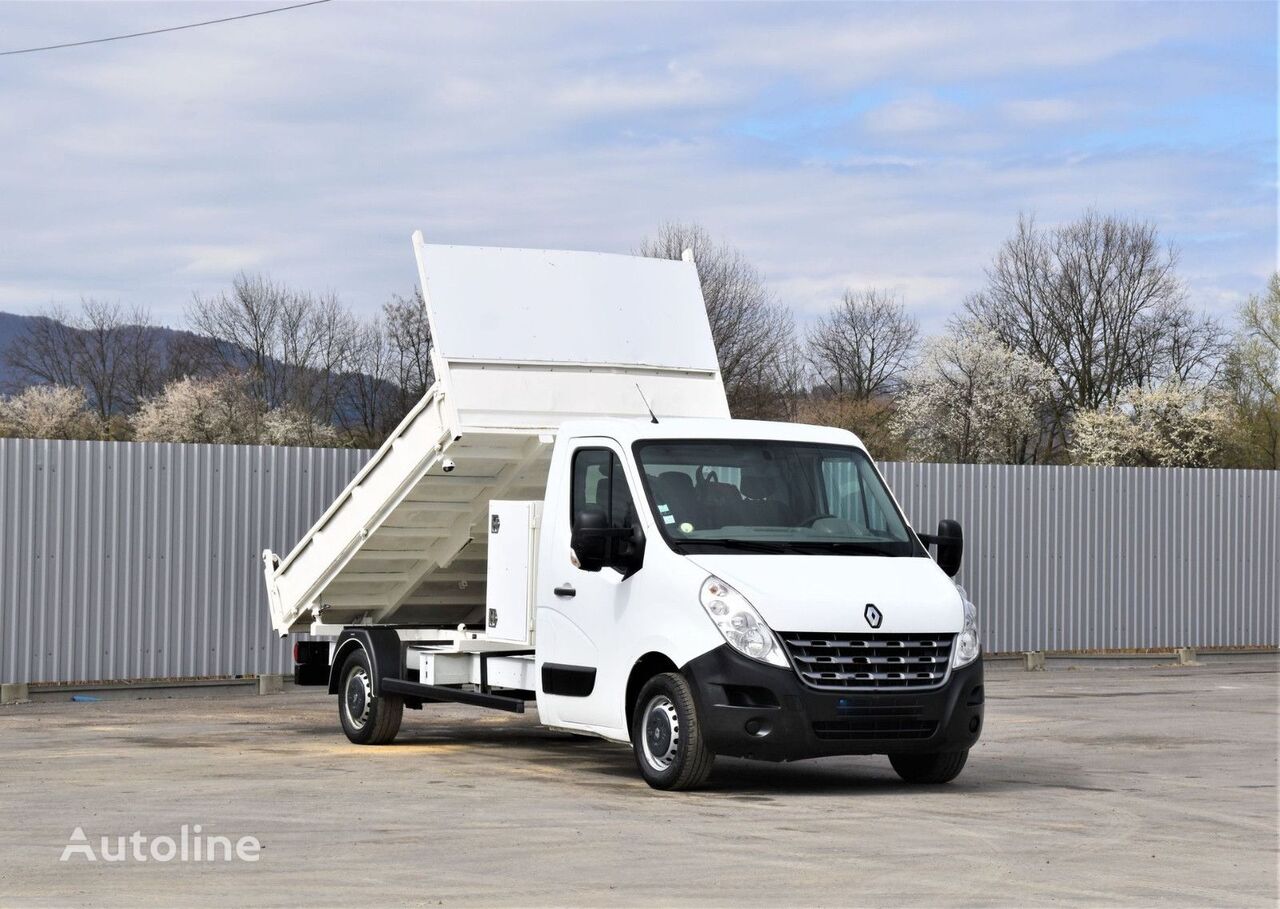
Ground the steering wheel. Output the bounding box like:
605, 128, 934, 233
798, 512, 838, 527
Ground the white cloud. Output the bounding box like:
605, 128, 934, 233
552, 62, 727, 113
864, 95, 965, 134
175, 245, 268, 276
1001, 98, 1093, 126
0, 0, 1272, 338
697, 2, 1223, 87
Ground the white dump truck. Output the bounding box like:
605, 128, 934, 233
262, 234, 983, 790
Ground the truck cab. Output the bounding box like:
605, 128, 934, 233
263, 236, 982, 790
536, 418, 982, 788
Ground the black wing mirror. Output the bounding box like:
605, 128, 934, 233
571, 506, 610, 572
571, 506, 646, 577
919, 519, 963, 577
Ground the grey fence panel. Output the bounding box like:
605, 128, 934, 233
1, 439, 1276, 684
0, 439, 371, 685
879, 462, 1278, 653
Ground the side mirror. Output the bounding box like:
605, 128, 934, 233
571, 506, 610, 572
571, 506, 646, 577
616, 522, 646, 580
920, 519, 963, 577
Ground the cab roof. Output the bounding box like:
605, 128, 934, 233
556, 416, 868, 452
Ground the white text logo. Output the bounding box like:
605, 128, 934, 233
60, 825, 261, 863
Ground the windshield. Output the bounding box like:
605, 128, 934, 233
633, 440, 925, 557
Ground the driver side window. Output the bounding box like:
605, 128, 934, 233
823, 457, 892, 533
571, 448, 636, 530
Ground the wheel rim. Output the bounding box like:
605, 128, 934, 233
343, 666, 371, 729
641, 694, 680, 772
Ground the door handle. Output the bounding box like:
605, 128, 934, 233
553, 584, 576, 598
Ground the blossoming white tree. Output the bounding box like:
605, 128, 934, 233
132, 374, 336, 446
132, 374, 263, 444
0, 385, 99, 439
261, 405, 338, 447
894, 329, 1053, 463
1070, 382, 1228, 467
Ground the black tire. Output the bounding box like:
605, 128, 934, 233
631, 672, 715, 791
889, 748, 969, 784
338, 648, 403, 745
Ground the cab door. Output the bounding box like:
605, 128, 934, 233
536, 439, 643, 733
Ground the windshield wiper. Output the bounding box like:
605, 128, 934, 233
786, 540, 904, 557
676, 538, 791, 554
675, 538, 903, 556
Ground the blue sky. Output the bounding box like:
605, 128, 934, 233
0, 1, 1275, 332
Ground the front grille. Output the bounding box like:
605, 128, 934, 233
813, 698, 936, 740
779, 631, 955, 691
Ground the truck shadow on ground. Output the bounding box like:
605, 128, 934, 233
296, 717, 1068, 796
561, 747, 1077, 796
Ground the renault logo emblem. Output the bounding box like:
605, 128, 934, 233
865, 603, 883, 628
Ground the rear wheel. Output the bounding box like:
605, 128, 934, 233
889, 749, 969, 784
631, 672, 715, 791
338, 648, 403, 745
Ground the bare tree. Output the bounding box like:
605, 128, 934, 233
335, 292, 435, 445
344, 316, 397, 443
1222, 273, 1280, 468
4, 309, 79, 389
1154, 301, 1227, 385
4, 299, 163, 427
796, 394, 907, 460
162, 329, 221, 383
279, 290, 359, 422
638, 222, 797, 419
770, 338, 811, 423
382, 290, 435, 419
808, 289, 918, 399
186, 273, 287, 404
186, 273, 360, 427
963, 211, 1224, 450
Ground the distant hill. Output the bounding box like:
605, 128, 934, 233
0, 312, 36, 392
0, 310, 200, 394
0, 311, 391, 430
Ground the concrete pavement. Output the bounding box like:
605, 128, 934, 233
0, 659, 1275, 907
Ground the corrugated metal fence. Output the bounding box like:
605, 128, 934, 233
0, 439, 367, 685
879, 462, 1277, 654
1, 438, 1275, 684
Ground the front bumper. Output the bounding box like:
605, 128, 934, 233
682, 644, 984, 762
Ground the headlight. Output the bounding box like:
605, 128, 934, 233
699, 576, 788, 668
952, 586, 980, 668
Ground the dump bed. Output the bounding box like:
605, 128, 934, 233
262, 234, 729, 635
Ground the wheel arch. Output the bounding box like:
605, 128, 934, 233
624, 651, 679, 736
327, 627, 402, 695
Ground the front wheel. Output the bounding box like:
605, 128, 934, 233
889, 748, 969, 784
338, 648, 403, 745
631, 672, 715, 791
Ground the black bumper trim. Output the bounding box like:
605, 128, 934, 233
682, 644, 984, 762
